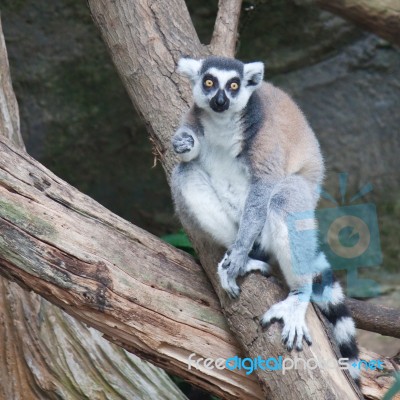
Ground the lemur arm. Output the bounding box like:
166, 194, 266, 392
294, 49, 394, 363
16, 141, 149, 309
218, 177, 275, 298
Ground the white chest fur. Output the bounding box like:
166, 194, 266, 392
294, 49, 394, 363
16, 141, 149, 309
198, 115, 250, 222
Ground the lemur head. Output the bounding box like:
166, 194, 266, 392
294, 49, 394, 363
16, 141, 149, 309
177, 56, 264, 114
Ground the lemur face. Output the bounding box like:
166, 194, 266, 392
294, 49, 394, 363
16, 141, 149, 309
178, 56, 264, 114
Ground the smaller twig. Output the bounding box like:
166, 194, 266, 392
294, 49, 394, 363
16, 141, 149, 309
210, 0, 243, 57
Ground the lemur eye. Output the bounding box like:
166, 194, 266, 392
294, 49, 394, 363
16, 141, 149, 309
204, 79, 214, 88
230, 82, 239, 90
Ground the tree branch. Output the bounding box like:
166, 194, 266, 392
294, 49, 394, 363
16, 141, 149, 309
0, 16, 186, 400
0, 137, 398, 400
314, 0, 400, 46
210, 0, 243, 57
0, 18, 24, 150
0, 1, 398, 399
346, 298, 400, 339
0, 136, 262, 399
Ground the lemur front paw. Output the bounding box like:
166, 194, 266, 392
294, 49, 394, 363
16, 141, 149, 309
260, 295, 312, 351
172, 131, 195, 154
217, 249, 247, 299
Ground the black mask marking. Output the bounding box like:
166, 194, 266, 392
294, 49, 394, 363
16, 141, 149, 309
210, 89, 230, 112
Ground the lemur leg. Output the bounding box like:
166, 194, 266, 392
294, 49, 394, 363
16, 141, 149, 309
171, 163, 238, 248
260, 176, 321, 351
172, 164, 270, 296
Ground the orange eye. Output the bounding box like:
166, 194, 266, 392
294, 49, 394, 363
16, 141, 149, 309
204, 79, 214, 88
230, 82, 239, 90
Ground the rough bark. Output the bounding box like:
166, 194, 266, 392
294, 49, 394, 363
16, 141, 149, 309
210, 0, 243, 56
1, 133, 400, 400
0, 136, 399, 400
0, 1, 398, 400
0, 279, 188, 400
359, 348, 400, 400
314, 0, 400, 46
0, 136, 263, 399
0, 18, 24, 151
0, 17, 186, 400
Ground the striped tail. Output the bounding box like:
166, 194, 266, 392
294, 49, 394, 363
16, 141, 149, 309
311, 254, 360, 385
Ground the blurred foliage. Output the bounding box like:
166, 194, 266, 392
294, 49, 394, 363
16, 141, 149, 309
162, 229, 197, 257
383, 372, 400, 400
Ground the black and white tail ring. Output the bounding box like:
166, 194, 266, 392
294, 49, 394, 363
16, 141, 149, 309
312, 267, 360, 384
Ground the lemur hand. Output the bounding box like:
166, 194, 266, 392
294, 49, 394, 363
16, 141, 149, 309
217, 247, 248, 299
172, 130, 195, 153
172, 129, 200, 162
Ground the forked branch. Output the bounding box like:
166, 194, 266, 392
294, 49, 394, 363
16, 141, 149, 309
210, 0, 243, 57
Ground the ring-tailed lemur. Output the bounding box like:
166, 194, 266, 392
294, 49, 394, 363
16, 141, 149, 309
171, 56, 360, 383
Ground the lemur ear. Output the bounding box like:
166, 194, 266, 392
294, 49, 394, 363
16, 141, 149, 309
177, 58, 202, 83
243, 62, 264, 88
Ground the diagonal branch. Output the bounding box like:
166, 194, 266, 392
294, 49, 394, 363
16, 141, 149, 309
0, 15, 186, 400
0, 136, 262, 399
210, 0, 243, 57
346, 298, 400, 339
0, 136, 398, 399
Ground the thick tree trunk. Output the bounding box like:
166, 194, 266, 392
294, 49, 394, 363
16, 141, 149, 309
86, 1, 363, 398
0, 17, 186, 400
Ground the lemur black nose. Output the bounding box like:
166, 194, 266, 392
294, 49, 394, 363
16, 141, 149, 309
215, 89, 227, 106
210, 89, 230, 112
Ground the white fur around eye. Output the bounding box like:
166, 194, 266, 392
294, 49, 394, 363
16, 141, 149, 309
177, 58, 202, 82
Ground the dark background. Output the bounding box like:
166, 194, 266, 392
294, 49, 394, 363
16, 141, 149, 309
1, 0, 399, 355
